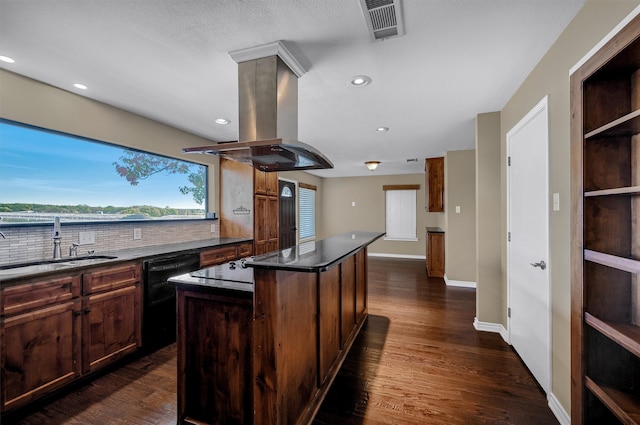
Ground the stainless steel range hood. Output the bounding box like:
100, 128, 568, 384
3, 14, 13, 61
183, 42, 333, 172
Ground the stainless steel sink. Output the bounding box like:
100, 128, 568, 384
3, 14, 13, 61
0, 255, 118, 270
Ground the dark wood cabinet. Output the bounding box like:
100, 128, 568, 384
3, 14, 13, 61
200, 245, 238, 267
570, 15, 640, 425
177, 288, 254, 424
425, 157, 444, 212
254, 194, 278, 255
0, 261, 142, 414
81, 262, 142, 374
1, 275, 81, 412
82, 263, 142, 373
426, 228, 445, 278
254, 168, 278, 196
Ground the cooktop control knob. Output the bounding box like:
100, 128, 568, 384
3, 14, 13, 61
229, 261, 236, 270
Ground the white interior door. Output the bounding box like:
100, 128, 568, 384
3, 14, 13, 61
507, 96, 551, 394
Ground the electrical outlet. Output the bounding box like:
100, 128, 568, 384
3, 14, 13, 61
352, 201, 356, 207
210, 223, 217, 233
78, 231, 95, 245
553, 193, 560, 211
455, 206, 461, 213
133, 228, 142, 240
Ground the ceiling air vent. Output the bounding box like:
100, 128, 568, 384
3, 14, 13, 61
359, 0, 405, 41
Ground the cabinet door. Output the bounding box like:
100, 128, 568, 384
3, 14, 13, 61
82, 284, 141, 374
427, 232, 445, 278
254, 195, 268, 255
425, 157, 444, 212
254, 168, 267, 195
265, 172, 278, 196
200, 246, 237, 267
266, 195, 279, 250
1, 299, 81, 412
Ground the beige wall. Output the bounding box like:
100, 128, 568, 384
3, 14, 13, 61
498, 0, 640, 414
444, 150, 476, 282
475, 112, 502, 323
320, 173, 442, 256
0, 70, 221, 211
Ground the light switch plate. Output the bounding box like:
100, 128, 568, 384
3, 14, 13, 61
133, 228, 142, 240
455, 206, 461, 213
553, 193, 560, 211
78, 231, 95, 245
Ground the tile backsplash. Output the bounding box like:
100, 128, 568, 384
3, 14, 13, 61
0, 220, 220, 265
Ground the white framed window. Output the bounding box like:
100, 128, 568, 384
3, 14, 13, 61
299, 183, 316, 241
384, 186, 418, 241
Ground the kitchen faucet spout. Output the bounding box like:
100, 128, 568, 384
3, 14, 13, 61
53, 216, 62, 259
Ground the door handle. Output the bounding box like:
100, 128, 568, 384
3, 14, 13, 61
530, 260, 546, 270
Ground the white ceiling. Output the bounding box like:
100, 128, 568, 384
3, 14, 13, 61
0, 0, 585, 178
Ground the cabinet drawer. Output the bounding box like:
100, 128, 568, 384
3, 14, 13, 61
82, 262, 141, 295
200, 246, 237, 267
237, 242, 253, 258
1, 275, 81, 317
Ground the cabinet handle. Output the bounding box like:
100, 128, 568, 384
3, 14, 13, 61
73, 311, 83, 317
84, 308, 92, 314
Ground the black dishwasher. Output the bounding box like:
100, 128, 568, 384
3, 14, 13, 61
143, 251, 201, 349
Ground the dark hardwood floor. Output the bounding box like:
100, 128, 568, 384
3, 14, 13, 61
5, 257, 557, 425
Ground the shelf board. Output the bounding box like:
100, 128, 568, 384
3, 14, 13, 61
585, 376, 640, 425
585, 312, 640, 358
584, 186, 640, 197
584, 250, 640, 274
585, 109, 640, 139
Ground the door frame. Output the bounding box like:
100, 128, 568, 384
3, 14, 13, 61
506, 95, 551, 393
278, 176, 299, 244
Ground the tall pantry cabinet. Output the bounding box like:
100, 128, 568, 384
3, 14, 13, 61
570, 14, 640, 424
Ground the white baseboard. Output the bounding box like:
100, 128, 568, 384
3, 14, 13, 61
548, 392, 570, 425
473, 317, 509, 344
444, 274, 476, 288
367, 252, 426, 260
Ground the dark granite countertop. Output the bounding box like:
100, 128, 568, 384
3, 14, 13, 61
0, 237, 252, 284
245, 231, 385, 272
169, 261, 255, 293
426, 227, 445, 233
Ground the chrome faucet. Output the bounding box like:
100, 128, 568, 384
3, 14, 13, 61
69, 243, 79, 257
53, 216, 62, 259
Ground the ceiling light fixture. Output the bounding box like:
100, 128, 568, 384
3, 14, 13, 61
376, 127, 389, 132
0, 55, 15, 63
350, 75, 371, 87
214, 118, 230, 125
73, 83, 87, 90
365, 161, 380, 171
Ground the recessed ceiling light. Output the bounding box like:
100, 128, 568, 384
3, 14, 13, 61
215, 118, 230, 125
74, 83, 87, 90
350, 75, 371, 87
376, 127, 389, 132
0, 56, 15, 64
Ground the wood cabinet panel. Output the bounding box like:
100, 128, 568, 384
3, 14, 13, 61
1, 299, 81, 412
177, 290, 253, 425
254, 169, 278, 196
254, 194, 278, 255
355, 249, 367, 322
427, 231, 445, 278
237, 242, 253, 258
318, 266, 341, 385
82, 285, 140, 374
1, 275, 80, 316
82, 262, 141, 295
425, 157, 444, 212
341, 256, 356, 348
200, 246, 237, 267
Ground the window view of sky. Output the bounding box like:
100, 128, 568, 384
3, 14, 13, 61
0, 121, 206, 212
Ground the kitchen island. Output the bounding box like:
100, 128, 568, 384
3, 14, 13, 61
169, 231, 384, 425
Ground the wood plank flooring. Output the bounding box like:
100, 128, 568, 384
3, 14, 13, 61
4, 257, 557, 425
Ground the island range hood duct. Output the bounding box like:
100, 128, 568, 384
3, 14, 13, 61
183, 41, 333, 172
